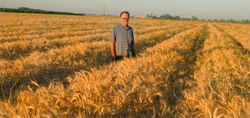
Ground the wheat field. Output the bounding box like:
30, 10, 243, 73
0, 12, 250, 117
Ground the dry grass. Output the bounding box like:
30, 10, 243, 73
0, 12, 250, 117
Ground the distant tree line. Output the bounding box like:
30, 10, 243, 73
146, 13, 198, 20
146, 13, 250, 23
0, 7, 85, 15
201, 18, 250, 23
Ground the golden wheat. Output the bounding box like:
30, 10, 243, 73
0, 12, 250, 117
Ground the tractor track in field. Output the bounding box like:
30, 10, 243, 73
160, 25, 209, 116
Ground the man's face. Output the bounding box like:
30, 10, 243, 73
120, 13, 129, 27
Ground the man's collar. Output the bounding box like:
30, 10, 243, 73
121, 24, 130, 30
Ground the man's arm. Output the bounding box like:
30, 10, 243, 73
131, 28, 136, 57
111, 27, 116, 60
131, 45, 136, 57
110, 40, 116, 60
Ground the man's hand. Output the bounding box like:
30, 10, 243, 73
112, 56, 116, 61
132, 53, 136, 58
111, 40, 116, 61
131, 45, 136, 58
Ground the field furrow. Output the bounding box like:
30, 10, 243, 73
174, 24, 250, 117
213, 23, 250, 51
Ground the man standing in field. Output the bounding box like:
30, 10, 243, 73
110, 11, 136, 61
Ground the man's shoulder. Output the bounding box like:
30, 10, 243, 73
128, 25, 133, 30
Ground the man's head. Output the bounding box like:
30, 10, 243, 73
120, 11, 130, 28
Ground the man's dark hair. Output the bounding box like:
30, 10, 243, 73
120, 11, 130, 18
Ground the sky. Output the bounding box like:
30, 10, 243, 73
2, 0, 250, 20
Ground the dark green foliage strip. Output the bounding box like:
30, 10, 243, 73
0, 7, 85, 15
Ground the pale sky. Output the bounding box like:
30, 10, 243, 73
2, 0, 250, 20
